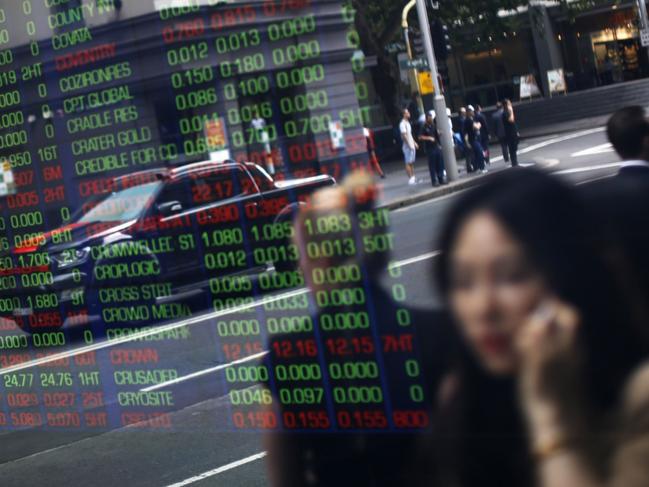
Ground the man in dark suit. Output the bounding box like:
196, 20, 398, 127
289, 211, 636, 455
458, 107, 474, 173
580, 106, 649, 330
464, 106, 486, 173
491, 102, 509, 163
475, 105, 490, 165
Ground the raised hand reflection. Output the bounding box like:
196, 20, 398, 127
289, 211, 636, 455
263, 171, 451, 487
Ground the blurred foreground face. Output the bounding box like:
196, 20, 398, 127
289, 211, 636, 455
449, 212, 546, 374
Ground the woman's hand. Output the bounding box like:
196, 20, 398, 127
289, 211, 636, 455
516, 299, 583, 450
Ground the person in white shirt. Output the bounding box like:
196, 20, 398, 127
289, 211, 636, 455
252, 109, 275, 175
399, 108, 419, 185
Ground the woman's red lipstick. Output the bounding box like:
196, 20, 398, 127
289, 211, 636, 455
478, 334, 510, 355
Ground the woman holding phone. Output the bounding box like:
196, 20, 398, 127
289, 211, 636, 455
431, 168, 649, 487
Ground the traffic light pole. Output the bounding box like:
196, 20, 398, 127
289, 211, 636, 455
639, 0, 649, 31
414, 0, 458, 181
635, 0, 649, 75
402, 0, 424, 116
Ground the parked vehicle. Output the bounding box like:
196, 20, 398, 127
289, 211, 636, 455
0, 161, 335, 333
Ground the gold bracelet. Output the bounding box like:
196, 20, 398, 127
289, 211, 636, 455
533, 435, 569, 461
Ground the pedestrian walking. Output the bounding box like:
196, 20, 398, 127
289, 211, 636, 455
419, 111, 446, 186
458, 107, 474, 173
491, 101, 509, 162
502, 99, 519, 166
363, 127, 386, 178
399, 108, 419, 185
475, 105, 490, 165
464, 106, 486, 173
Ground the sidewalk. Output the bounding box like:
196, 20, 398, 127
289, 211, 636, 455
378, 146, 512, 210
376, 113, 610, 210
518, 114, 610, 140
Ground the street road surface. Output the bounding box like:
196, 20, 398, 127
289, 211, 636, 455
0, 126, 624, 487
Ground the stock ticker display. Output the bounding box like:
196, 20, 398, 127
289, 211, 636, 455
0, 0, 433, 433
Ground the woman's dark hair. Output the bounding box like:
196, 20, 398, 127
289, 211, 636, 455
433, 168, 648, 486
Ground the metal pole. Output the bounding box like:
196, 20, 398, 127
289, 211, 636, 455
402, 0, 424, 115
414, 0, 458, 181
403, 25, 424, 106
635, 0, 649, 76
638, 0, 649, 30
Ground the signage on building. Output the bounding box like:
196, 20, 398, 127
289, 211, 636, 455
398, 53, 411, 84
519, 74, 541, 99
547, 69, 567, 95
400, 58, 430, 70
205, 118, 227, 150
641, 29, 649, 47
204, 118, 230, 162
0, 160, 15, 197
385, 42, 406, 54
329, 120, 346, 150
418, 71, 435, 95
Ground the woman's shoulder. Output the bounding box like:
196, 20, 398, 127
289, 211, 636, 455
608, 363, 649, 487
621, 361, 649, 420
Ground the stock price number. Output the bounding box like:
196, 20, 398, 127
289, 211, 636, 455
282, 410, 330, 429
271, 338, 317, 358
214, 29, 260, 54
278, 387, 324, 405
170, 65, 214, 89
166, 41, 209, 67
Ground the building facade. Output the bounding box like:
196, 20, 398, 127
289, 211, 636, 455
439, 1, 648, 109
1, 0, 375, 221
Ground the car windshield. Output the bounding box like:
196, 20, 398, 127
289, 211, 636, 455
76, 182, 161, 224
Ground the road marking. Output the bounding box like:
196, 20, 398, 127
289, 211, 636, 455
392, 191, 462, 212
571, 143, 613, 157
164, 452, 267, 487
155, 251, 444, 484
5, 126, 609, 374
534, 157, 560, 168
1, 250, 441, 374
141, 351, 268, 392
8, 128, 606, 382
390, 250, 440, 268
518, 127, 605, 154
553, 161, 624, 175
490, 127, 605, 164
576, 174, 616, 185
0, 288, 308, 375
139, 250, 442, 392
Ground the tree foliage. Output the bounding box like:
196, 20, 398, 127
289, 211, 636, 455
350, 0, 407, 121
352, 0, 619, 119
357, 0, 616, 47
